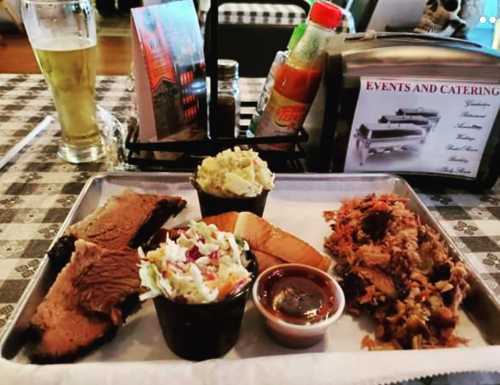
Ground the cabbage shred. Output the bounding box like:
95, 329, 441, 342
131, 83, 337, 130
139, 221, 251, 304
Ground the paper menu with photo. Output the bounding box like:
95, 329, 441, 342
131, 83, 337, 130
344, 77, 500, 179
131, 0, 207, 143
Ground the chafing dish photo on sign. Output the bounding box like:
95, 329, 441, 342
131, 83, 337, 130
395, 108, 441, 129
343, 77, 500, 178
380, 111, 441, 132
355, 107, 442, 165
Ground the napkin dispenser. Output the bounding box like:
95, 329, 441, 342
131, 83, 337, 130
311, 33, 500, 189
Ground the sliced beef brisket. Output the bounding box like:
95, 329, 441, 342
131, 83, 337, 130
48, 190, 186, 272
30, 240, 140, 363
29, 190, 186, 363
73, 241, 140, 325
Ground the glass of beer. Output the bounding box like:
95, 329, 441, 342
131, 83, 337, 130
22, 0, 104, 163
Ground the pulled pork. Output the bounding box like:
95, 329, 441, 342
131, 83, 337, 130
324, 194, 470, 350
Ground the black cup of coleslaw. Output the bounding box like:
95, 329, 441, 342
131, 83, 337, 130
153, 252, 258, 361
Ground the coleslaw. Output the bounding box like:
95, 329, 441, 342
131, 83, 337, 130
139, 221, 252, 304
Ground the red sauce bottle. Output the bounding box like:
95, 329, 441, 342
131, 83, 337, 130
256, 1, 342, 150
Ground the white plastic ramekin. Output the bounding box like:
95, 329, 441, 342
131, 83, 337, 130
252, 263, 345, 348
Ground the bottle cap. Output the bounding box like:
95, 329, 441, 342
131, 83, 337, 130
287, 22, 306, 51
309, 1, 342, 30
217, 59, 239, 80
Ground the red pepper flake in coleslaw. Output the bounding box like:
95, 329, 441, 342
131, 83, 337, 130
138, 221, 251, 304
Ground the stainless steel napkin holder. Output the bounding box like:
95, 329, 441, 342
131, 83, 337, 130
307, 32, 500, 190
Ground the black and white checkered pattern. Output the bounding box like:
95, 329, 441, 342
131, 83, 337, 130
200, 3, 306, 25
418, 190, 500, 300
1, 74, 500, 385
198, 2, 354, 32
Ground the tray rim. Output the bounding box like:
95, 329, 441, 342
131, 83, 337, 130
1, 172, 497, 362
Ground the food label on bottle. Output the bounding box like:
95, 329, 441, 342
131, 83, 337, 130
256, 90, 308, 150
343, 77, 500, 179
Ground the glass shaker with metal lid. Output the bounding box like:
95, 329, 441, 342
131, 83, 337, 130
215, 59, 240, 138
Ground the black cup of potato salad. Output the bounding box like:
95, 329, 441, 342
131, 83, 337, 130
139, 221, 257, 361
193, 147, 274, 217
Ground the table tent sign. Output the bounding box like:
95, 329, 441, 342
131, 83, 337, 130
131, 0, 207, 144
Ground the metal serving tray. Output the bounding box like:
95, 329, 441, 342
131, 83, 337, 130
1, 173, 499, 363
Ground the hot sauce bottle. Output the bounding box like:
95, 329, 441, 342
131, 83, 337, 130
256, 1, 342, 150
248, 23, 305, 136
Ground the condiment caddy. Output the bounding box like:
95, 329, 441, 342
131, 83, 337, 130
124, 119, 308, 172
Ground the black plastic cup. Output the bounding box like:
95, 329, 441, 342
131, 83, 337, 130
153, 253, 258, 361
192, 178, 269, 217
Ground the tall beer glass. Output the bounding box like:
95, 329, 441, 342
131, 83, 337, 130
22, 0, 103, 163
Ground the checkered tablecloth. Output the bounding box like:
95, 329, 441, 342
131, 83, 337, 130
418, 189, 500, 301
0, 74, 499, 383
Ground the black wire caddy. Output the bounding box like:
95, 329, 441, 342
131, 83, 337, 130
125, 120, 308, 172
124, 0, 309, 173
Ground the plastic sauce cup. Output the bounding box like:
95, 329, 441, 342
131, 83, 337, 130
252, 263, 345, 348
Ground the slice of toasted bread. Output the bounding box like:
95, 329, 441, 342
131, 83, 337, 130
252, 250, 287, 272
235, 212, 331, 270
202, 211, 331, 271
202, 211, 239, 233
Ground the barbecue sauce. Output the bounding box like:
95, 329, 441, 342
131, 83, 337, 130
258, 266, 337, 325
